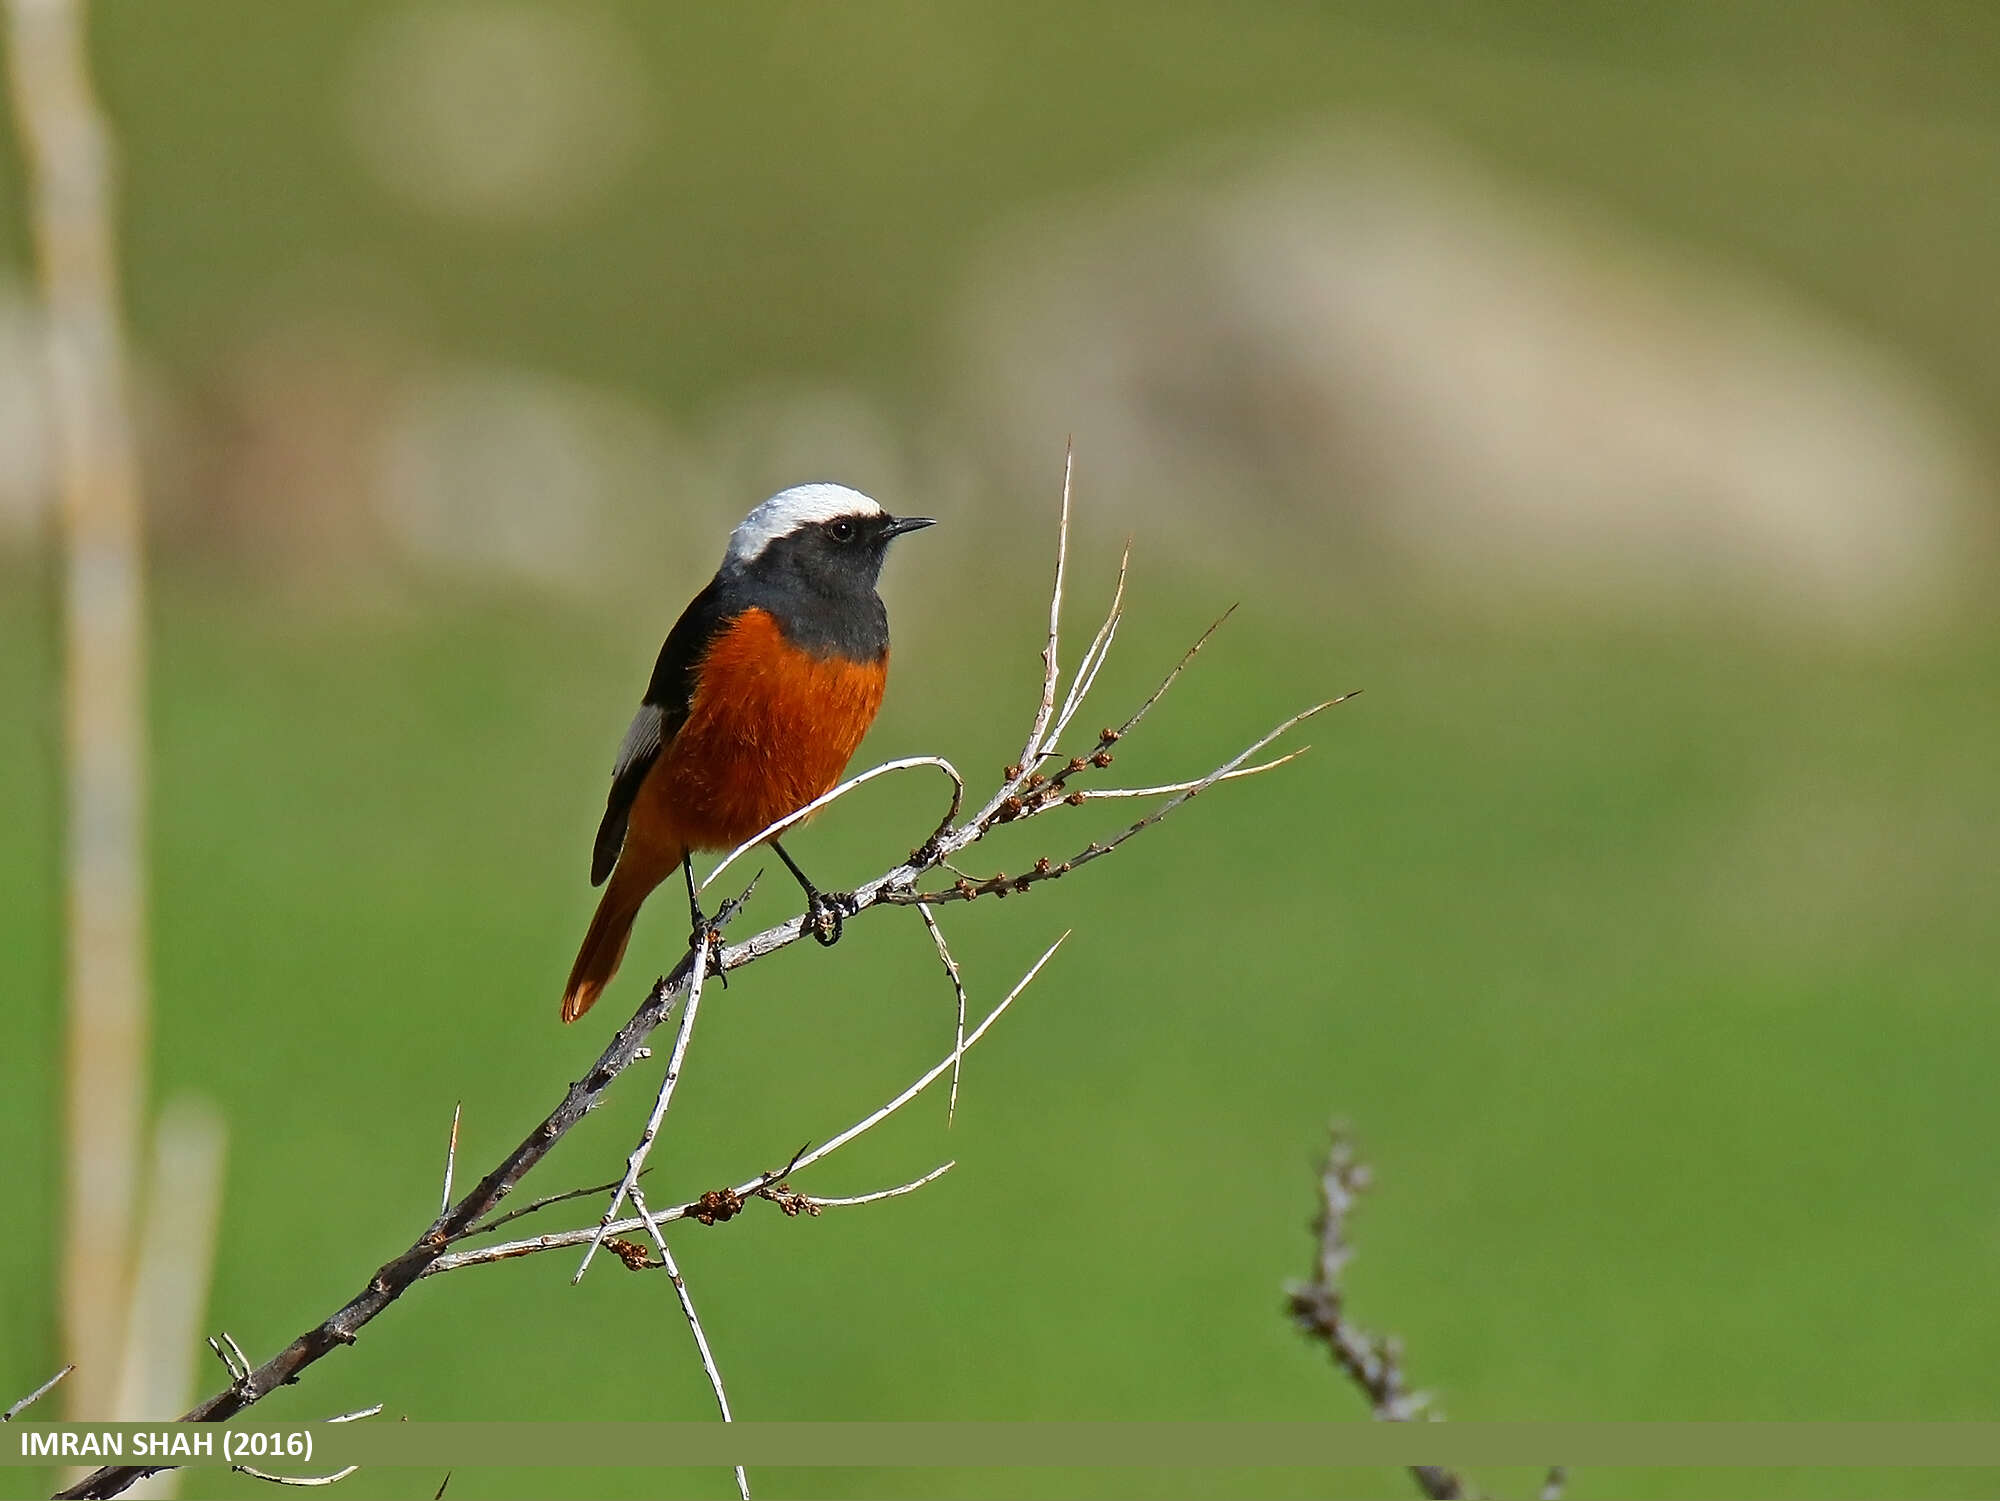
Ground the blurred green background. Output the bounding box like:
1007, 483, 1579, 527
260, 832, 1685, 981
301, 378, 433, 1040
4, 3, 1999, 1498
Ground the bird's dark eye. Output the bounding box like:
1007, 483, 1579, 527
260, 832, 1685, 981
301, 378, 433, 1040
828, 519, 856, 543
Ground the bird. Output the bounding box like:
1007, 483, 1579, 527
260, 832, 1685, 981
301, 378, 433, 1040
559, 483, 934, 1023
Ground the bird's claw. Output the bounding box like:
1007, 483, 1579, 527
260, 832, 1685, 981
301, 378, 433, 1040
806, 889, 854, 947
684, 872, 756, 989
686, 918, 730, 988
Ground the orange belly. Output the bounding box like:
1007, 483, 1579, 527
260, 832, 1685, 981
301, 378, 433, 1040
562, 607, 889, 1022
629, 606, 888, 858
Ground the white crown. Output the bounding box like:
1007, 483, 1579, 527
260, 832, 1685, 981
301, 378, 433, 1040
723, 483, 884, 567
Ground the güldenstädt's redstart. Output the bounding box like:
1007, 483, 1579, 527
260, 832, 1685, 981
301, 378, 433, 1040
560, 484, 933, 1022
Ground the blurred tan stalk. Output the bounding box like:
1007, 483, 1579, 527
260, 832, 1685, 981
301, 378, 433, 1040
5, 0, 151, 1423
113, 1099, 227, 1500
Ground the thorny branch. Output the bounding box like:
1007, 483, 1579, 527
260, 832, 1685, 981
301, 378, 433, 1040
61, 451, 1345, 1500
1287, 1129, 1565, 1501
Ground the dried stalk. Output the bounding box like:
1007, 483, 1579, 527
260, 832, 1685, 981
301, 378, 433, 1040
7, 0, 152, 1427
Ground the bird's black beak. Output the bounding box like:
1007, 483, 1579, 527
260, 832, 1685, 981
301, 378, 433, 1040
880, 515, 937, 540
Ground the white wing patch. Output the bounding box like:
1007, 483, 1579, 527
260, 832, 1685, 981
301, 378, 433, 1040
724, 483, 883, 567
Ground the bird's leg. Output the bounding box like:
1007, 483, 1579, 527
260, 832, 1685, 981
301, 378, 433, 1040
682, 852, 727, 987
773, 839, 850, 946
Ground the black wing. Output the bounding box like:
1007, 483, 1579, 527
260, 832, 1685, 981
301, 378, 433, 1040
590, 574, 737, 885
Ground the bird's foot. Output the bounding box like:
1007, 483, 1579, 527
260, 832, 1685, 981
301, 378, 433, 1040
684, 915, 729, 988
686, 876, 761, 990
805, 888, 856, 947
674, 870, 759, 989
702, 925, 730, 986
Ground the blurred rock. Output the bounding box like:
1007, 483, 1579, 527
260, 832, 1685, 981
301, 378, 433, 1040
140, 305, 940, 600
144, 314, 686, 591
150, 321, 413, 565
343, 1, 651, 224
957, 129, 1992, 630
374, 364, 695, 590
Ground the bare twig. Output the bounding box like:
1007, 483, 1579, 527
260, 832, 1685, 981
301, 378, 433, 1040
1046, 540, 1128, 755
700, 758, 964, 898
782, 935, 1064, 1180
232, 1465, 360, 1489
1067, 751, 1307, 799
1287, 1130, 1458, 1499
631, 1186, 749, 1501
1020, 441, 1074, 772
575, 945, 708, 1280
439, 1104, 461, 1218
231, 1400, 378, 1488
916, 902, 969, 1124
575, 877, 742, 1281
464, 1171, 647, 1239
1115, 603, 1237, 740
886, 694, 1356, 910
232, 1408, 380, 1488
1288, 1128, 1561, 1501
1052, 697, 1347, 865
4, 1364, 74, 1421
467, 1174, 644, 1238
427, 937, 1062, 1276
206, 1332, 250, 1384
795, 1161, 955, 1209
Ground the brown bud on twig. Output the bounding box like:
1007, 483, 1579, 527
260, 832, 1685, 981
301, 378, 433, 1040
606, 1238, 655, 1272
692, 1188, 745, 1226
756, 1182, 821, 1218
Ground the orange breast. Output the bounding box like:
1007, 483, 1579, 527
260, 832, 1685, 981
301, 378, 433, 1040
638, 607, 888, 853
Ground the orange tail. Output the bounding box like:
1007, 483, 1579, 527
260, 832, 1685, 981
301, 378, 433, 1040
561, 859, 672, 1024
